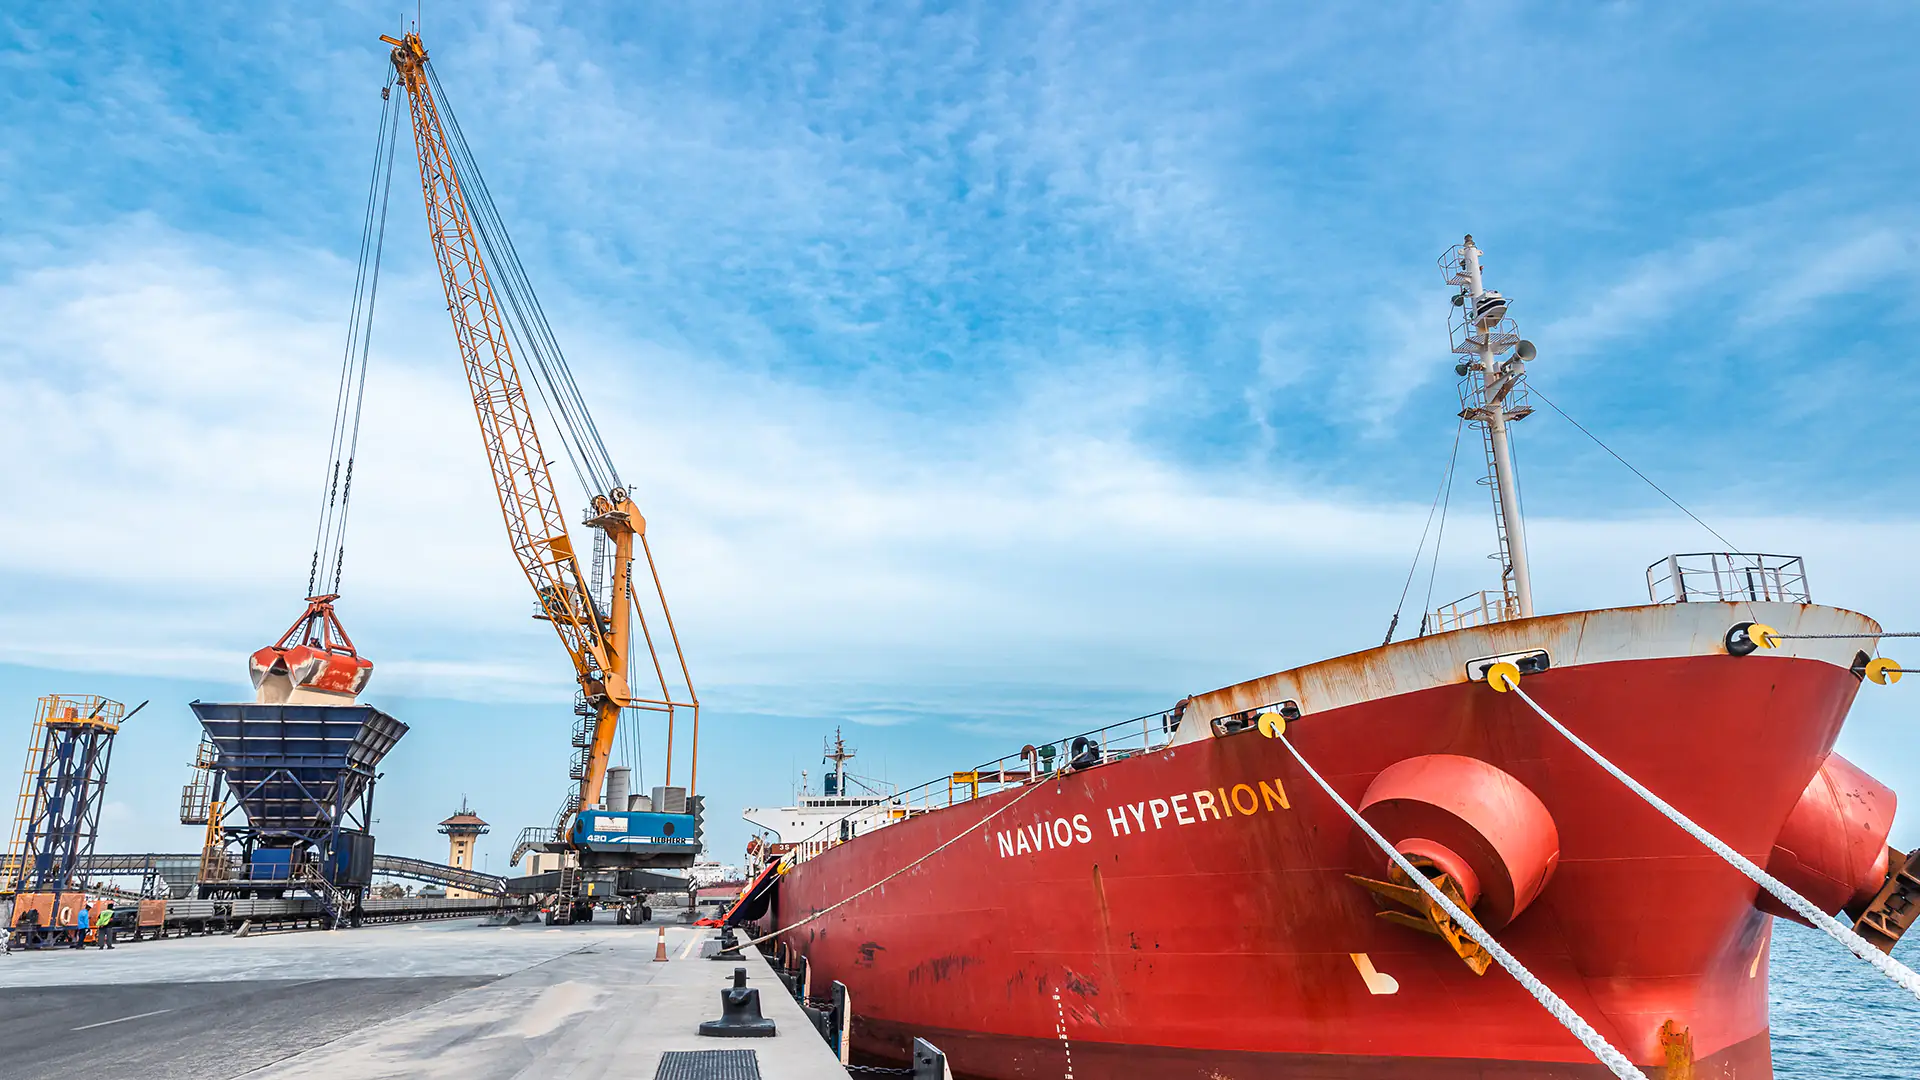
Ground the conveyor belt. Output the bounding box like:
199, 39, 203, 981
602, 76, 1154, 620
370, 854, 511, 896
72, 852, 515, 898
133, 895, 535, 938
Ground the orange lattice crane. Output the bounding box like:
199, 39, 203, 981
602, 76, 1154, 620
380, 31, 699, 918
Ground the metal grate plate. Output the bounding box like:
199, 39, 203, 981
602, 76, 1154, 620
655, 1049, 762, 1080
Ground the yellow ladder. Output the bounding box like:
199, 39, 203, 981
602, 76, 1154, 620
1, 696, 55, 896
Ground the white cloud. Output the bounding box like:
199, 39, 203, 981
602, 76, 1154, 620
1535, 215, 1920, 368
0, 224, 1442, 703
1340, 293, 1446, 434
1741, 225, 1918, 328
10, 0, 1920, 865
8, 222, 1920, 723
1539, 236, 1749, 359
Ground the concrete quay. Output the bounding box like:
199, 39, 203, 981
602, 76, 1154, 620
0, 916, 847, 1080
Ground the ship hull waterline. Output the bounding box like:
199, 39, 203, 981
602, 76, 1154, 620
761, 602, 1880, 1080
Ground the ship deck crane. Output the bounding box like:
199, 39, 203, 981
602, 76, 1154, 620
381, 30, 701, 923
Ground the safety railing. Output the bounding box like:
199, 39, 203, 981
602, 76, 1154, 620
1646, 553, 1809, 604
179, 737, 216, 826
1429, 589, 1521, 633
179, 776, 211, 826
778, 706, 1181, 871
510, 825, 560, 867
291, 863, 352, 925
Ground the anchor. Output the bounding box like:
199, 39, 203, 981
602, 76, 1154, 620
1349, 857, 1494, 975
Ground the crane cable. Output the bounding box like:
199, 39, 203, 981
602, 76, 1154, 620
307, 71, 403, 598
421, 60, 621, 504
1267, 722, 1648, 1080
1496, 671, 1920, 1002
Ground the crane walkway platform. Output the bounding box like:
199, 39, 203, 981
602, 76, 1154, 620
0, 915, 849, 1080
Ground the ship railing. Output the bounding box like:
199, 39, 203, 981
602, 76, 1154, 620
1646, 553, 1809, 605
1448, 313, 1524, 361
1429, 589, 1521, 633
780, 707, 1181, 872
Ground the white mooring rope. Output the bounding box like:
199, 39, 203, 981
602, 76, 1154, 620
742, 777, 1052, 950
1503, 678, 1920, 1002
1274, 732, 1649, 1080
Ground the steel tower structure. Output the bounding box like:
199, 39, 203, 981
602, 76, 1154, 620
3, 695, 137, 945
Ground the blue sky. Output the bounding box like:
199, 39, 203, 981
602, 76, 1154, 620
3, 2, 1920, 868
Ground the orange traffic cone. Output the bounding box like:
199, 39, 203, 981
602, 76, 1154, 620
654, 926, 669, 962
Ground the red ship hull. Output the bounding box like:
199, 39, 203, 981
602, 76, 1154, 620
763, 602, 1896, 1078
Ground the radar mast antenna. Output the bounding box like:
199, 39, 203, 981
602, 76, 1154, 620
823, 728, 855, 796
1442, 235, 1536, 620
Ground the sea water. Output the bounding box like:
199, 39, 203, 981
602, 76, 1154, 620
1770, 920, 1920, 1078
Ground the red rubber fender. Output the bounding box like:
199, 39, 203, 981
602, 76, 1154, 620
1358, 754, 1561, 929
1761, 751, 1896, 923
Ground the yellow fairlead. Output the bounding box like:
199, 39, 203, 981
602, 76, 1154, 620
1865, 657, 1903, 685
1485, 661, 1521, 691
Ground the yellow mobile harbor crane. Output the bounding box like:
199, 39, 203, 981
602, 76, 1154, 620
382, 31, 700, 924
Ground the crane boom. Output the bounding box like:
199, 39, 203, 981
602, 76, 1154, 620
382, 32, 696, 830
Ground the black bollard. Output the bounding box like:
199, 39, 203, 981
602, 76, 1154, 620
710, 926, 744, 961
698, 966, 777, 1037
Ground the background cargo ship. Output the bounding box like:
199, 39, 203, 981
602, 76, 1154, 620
738, 237, 1920, 1079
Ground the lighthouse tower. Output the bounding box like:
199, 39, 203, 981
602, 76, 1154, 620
437, 798, 490, 899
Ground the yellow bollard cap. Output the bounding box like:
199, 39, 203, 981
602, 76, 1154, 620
1865, 657, 1903, 685
1485, 661, 1521, 691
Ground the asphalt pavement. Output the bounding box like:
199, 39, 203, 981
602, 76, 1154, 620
0, 917, 846, 1080
0, 975, 487, 1080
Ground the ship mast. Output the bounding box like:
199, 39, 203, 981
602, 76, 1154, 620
823, 728, 854, 796
1443, 236, 1537, 620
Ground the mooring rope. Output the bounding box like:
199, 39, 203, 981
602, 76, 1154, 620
1270, 728, 1646, 1079
742, 777, 1053, 950
1500, 675, 1920, 1002
1770, 631, 1920, 639
1267, 726, 1643, 1068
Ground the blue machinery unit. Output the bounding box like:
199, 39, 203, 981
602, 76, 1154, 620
189, 701, 407, 925
569, 808, 701, 859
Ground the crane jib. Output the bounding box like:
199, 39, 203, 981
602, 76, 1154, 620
383, 31, 702, 841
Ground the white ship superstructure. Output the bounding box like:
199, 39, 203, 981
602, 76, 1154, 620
742, 730, 908, 861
